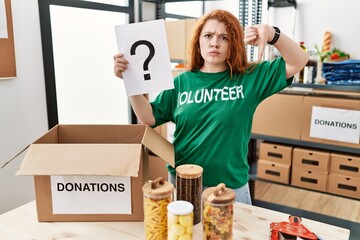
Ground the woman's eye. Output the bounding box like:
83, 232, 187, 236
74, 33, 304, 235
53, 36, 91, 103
204, 34, 212, 38
220, 36, 228, 41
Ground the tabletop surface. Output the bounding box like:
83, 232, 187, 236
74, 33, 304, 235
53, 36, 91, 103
0, 201, 350, 240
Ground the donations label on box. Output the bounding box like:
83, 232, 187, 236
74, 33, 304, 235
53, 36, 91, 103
51, 176, 131, 214
310, 106, 360, 144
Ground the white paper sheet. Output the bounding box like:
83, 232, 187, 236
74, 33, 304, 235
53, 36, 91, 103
310, 106, 360, 144
115, 19, 174, 96
0, 0, 8, 39
51, 176, 132, 214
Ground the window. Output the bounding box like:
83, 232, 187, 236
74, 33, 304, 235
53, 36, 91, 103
38, 0, 134, 127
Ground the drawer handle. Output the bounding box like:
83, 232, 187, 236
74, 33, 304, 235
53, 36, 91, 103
339, 164, 359, 173
338, 184, 357, 192
300, 177, 317, 184
268, 152, 283, 159
302, 159, 319, 166
265, 170, 280, 176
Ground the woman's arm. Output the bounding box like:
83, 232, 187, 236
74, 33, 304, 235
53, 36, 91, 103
244, 24, 309, 79
113, 53, 155, 125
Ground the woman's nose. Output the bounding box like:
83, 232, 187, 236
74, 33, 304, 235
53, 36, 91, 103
210, 37, 220, 48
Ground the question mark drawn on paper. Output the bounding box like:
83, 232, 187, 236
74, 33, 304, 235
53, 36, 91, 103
130, 40, 155, 81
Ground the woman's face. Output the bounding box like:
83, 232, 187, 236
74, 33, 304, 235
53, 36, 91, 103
199, 19, 229, 72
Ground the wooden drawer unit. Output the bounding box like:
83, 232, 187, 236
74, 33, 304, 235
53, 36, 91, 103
259, 142, 293, 165
327, 174, 360, 199
293, 147, 330, 173
291, 167, 328, 192
257, 160, 290, 184
330, 153, 360, 178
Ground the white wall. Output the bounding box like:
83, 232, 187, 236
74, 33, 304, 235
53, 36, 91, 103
0, 0, 48, 214
267, 0, 360, 58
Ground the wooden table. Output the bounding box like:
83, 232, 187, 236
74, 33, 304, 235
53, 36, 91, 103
0, 201, 350, 240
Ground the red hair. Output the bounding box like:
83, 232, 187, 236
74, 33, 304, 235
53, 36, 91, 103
187, 9, 253, 77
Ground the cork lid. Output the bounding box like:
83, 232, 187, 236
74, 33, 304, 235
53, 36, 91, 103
202, 183, 236, 204
176, 164, 203, 179
142, 177, 174, 199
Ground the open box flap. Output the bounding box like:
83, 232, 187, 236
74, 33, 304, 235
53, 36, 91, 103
142, 126, 175, 167
16, 144, 142, 177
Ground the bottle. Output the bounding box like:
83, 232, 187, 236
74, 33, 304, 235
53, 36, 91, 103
202, 183, 236, 240
167, 200, 194, 240
142, 177, 174, 240
303, 50, 318, 84
176, 164, 203, 225
298, 42, 307, 83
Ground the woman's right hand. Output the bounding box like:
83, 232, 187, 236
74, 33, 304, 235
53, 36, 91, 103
113, 53, 129, 79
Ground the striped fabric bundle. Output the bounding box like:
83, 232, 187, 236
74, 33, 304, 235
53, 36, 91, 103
322, 59, 360, 86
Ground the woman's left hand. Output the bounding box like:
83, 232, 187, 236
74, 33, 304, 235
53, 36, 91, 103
244, 24, 274, 60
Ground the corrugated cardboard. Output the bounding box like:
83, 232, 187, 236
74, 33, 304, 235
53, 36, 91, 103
149, 154, 168, 181
291, 167, 328, 192
330, 152, 360, 178
259, 142, 293, 165
16, 124, 174, 222
327, 173, 360, 199
165, 19, 197, 61
252, 94, 304, 140
292, 147, 330, 173
257, 160, 290, 184
301, 96, 360, 149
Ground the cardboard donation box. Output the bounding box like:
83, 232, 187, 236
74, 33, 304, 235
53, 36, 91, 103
16, 124, 174, 222
165, 19, 197, 61
252, 94, 304, 140
257, 160, 291, 184
259, 142, 293, 165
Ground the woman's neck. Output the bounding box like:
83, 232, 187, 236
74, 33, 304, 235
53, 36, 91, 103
200, 63, 228, 73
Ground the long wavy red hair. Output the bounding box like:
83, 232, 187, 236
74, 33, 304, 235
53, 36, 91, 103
187, 9, 253, 77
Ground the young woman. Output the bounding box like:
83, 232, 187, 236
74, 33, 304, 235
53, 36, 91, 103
113, 9, 308, 204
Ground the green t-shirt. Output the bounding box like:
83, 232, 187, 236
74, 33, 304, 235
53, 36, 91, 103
151, 57, 292, 188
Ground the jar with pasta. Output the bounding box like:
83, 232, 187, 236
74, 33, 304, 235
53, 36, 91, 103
202, 183, 235, 240
142, 177, 174, 240
176, 164, 203, 225
167, 200, 194, 240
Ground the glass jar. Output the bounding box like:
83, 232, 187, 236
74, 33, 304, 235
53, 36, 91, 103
167, 200, 194, 240
202, 183, 235, 240
142, 177, 174, 240
304, 50, 318, 84
176, 164, 203, 225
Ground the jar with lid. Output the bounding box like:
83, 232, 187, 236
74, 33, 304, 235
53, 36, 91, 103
167, 200, 194, 240
142, 177, 174, 240
176, 164, 203, 225
202, 183, 236, 240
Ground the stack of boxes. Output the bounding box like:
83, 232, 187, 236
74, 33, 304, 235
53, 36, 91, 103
328, 153, 360, 199
257, 143, 360, 200
291, 148, 330, 192
257, 142, 293, 184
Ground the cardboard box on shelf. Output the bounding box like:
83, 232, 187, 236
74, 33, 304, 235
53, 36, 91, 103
259, 142, 293, 165
16, 124, 174, 222
291, 167, 328, 192
330, 152, 360, 178
292, 147, 330, 173
327, 173, 360, 199
301, 96, 360, 149
257, 160, 291, 184
252, 94, 304, 140
165, 18, 197, 62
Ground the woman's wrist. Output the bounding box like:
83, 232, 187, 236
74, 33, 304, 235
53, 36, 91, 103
267, 26, 281, 45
